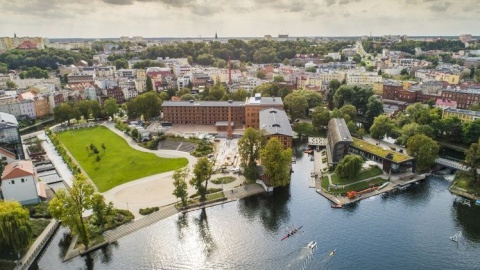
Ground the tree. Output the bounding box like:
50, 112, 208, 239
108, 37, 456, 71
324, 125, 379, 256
273, 75, 285, 82
256, 70, 266, 79
238, 128, 265, 181
284, 92, 308, 119
301, 90, 323, 109
101, 143, 106, 153
114, 59, 128, 70
365, 96, 384, 125
48, 175, 94, 249
173, 167, 190, 207
260, 138, 292, 187
340, 104, 357, 122
232, 89, 247, 101
463, 119, 480, 145
335, 154, 364, 179
95, 154, 101, 166
333, 85, 355, 109
6, 80, 16, 89
91, 193, 109, 230
400, 68, 409, 76
146, 76, 154, 92
463, 138, 480, 185
53, 102, 78, 125
406, 134, 439, 172
0, 201, 32, 255
190, 157, 214, 202
312, 107, 331, 131
104, 98, 119, 121
369, 115, 395, 139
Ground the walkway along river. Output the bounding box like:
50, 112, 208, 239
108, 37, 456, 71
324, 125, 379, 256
32, 144, 480, 270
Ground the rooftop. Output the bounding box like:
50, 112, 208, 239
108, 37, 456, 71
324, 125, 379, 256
0, 112, 18, 127
351, 138, 413, 163
245, 93, 283, 106
162, 100, 245, 107
444, 107, 480, 117
328, 118, 353, 143
2, 160, 35, 180
259, 108, 293, 137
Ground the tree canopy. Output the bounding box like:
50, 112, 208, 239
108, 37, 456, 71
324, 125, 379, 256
335, 154, 364, 179
260, 138, 292, 187
406, 134, 439, 172
238, 128, 265, 181
0, 201, 32, 253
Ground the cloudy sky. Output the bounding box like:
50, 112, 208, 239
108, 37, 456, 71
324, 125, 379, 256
0, 0, 478, 38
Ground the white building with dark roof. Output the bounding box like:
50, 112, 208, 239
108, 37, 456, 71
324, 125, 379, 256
326, 118, 353, 165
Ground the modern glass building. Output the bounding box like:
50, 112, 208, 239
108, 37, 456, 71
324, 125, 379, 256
0, 112, 24, 160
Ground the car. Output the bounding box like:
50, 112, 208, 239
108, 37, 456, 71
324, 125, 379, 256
294, 118, 300, 122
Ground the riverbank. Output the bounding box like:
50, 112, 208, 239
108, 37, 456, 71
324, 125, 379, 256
317, 173, 427, 206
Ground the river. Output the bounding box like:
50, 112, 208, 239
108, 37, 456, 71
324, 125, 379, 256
33, 147, 480, 270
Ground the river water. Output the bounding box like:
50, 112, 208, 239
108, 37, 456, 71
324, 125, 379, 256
34, 148, 480, 270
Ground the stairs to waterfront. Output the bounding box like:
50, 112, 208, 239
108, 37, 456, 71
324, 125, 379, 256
104, 205, 178, 243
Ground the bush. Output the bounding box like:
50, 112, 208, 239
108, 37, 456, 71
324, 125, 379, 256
29, 202, 52, 218
139, 207, 160, 215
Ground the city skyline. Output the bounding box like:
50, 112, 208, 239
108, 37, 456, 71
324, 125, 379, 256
0, 0, 479, 39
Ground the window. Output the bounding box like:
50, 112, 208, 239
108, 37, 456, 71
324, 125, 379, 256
11, 180, 15, 184
21, 178, 25, 183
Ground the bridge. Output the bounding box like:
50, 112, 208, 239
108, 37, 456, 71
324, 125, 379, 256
435, 157, 467, 171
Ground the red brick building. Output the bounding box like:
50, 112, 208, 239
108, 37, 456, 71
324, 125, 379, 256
245, 93, 284, 129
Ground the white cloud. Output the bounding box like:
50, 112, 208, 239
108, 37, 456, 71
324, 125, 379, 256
0, 0, 478, 38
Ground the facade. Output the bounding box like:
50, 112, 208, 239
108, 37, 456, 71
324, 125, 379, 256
1, 160, 41, 205
244, 93, 284, 129
162, 100, 245, 126
0, 112, 24, 160
326, 118, 353, 165
259, 108, 293, 149
346, 73, 382, 86
441, 88, 480, 109
67, 74, 95, 83
33, 96, 50, 118
442, 107, 480, 122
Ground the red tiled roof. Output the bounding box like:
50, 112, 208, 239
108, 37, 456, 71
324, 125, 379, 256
0, 147, 16, 160
1, 160, 34, 180
17, 40, 38, 49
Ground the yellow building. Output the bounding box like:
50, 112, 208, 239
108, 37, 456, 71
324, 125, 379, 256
442, 107, 480, 122
373, 82, 383, 95
136, 69, 146, 80
435, 73, 460, 85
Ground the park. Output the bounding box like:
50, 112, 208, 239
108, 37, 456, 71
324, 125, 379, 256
56, 126, 188, 192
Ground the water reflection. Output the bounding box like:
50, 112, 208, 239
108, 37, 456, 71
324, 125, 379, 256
57, 232, 72, 260
84, 254, 94, 270
380, 179, 431, 205
195, 208, 217, 258
238, 186, 291, 232
99, 242, 116, 264
176, 212, 189, 241
453, 200, 480, 242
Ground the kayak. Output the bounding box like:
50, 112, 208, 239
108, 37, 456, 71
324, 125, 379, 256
330, 249, 336, 256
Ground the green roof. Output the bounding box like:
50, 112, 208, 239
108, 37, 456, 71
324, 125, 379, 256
351, 138, 413, 163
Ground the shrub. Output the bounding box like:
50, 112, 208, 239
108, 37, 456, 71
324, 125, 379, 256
139, 207, 160, 215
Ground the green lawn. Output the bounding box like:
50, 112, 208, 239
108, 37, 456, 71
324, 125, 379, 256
57, 126, 188, 192
331, 166, 383, 185
321, 175, 386, 194
452, 171, 480, 196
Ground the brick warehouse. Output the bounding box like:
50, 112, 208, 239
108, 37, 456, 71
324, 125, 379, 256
161, 94, 284, 130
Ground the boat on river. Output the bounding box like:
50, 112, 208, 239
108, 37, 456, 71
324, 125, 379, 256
377, 182, 389, 191
331, 204, 343, 209
330, 249, 336, 256
281, 225, 303, 241
450, 231, 462, 242
307, 241, 317, 249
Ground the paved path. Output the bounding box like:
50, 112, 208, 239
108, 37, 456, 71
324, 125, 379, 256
104, 205, 179, 243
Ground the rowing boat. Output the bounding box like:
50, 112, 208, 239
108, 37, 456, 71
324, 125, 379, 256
280, 225, 303, 241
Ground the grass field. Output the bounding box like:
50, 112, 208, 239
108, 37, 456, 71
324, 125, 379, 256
57, 126, 188, 192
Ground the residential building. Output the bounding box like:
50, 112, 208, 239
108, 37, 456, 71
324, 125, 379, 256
33, 95, 50, 117
347, 73, 382, 86
441, 88, 480, 109
0, 112, 24, 159
67, 73, 95, 84
442, 107, 480, 122
326, 118, 353, 165
1, 160, 42, 205
244, 93, 284, 129
259, 108, 293, 149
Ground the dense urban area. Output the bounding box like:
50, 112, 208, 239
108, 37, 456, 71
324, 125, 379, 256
1, 34, 480, 269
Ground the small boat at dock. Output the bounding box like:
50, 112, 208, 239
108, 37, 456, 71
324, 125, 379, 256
377, 182, 389, 191
307, 241, 317, 249
331, 204, 343, 209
